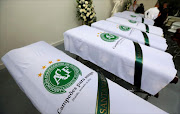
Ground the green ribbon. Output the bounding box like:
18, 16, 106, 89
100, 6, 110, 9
145, 24, 149, 33
96, 74, 110, 114
133, 42, 143, 88
142, 32, 150, 46
142, 18, 144, 23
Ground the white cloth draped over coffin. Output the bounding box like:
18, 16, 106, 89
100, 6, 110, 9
64, 25, 177, 95
113, 12, 154, 25
91, 20, 167, 51
121, 11, 145, 18
107, 16, 163, 36
1, 41, 167, 114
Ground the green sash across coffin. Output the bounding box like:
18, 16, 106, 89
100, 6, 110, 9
142, 18, 144, 23
133, 42, 143, 88
96, 74, 110, 114
145, 24, 149, 33
142, 32, 150, 46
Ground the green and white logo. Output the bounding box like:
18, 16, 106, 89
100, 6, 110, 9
119, 25, 131, 31
100, 33, 119, 42
130, 15, 136, 17
43, 62, 82, 94
128, 20, 137, 23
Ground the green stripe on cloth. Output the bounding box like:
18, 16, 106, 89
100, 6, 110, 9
145, 24, 149, 33
96, 74, 110, 114
133, 42, 143, 88
142, 18, 144, 23
142, 32, 150, 46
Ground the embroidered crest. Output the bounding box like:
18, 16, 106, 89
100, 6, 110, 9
129, 20, 137, 23
100, 33, 119, 42
43, 62, 82, 94
130, 15, 136, 17
119, 25, 131, 31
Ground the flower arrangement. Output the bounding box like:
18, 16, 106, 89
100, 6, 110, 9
76, 0, 97, 25
124, 0, 132, 10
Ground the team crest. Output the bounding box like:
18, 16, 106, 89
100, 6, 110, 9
99, 33, 119, 42
130, 15, 136, 17
129, 20, 137, 23
119, 25, 131, 31
43, 62, 82, 94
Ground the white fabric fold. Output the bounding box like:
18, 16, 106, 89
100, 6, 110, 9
107, 16, 163, 36
64, 25, 177, 95
145, 7, 160, 20
91, 20, 167, 51
1, 41, 167, 114
114, 12, 154, 25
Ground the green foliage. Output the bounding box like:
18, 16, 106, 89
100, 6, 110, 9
76, 0, 97, 25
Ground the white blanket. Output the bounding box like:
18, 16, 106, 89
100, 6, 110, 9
1, 41, 167, 114
107, 16, 163, 36
64, 25, 177, 95
145, 7, 160, 20
114, 12, 154, 25
91, 20, 167, 51
121, 11, 145, 18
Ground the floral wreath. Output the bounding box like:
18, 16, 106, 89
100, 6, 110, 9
76, 0, 97, 25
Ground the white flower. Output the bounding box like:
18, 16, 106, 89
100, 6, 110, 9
78, 5, 81, 8
85, 5, 88, 9
84, 9, 87, 13
81, 9, 86, 13
90, 15, 93, 19
87, 8, 90, 11
83, 4, 86, 7
81, 14, 83, 17
85, 1, 88, 4
83, 16, 86, 20
80, 9, 83, 13
86, 13, 90, 17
